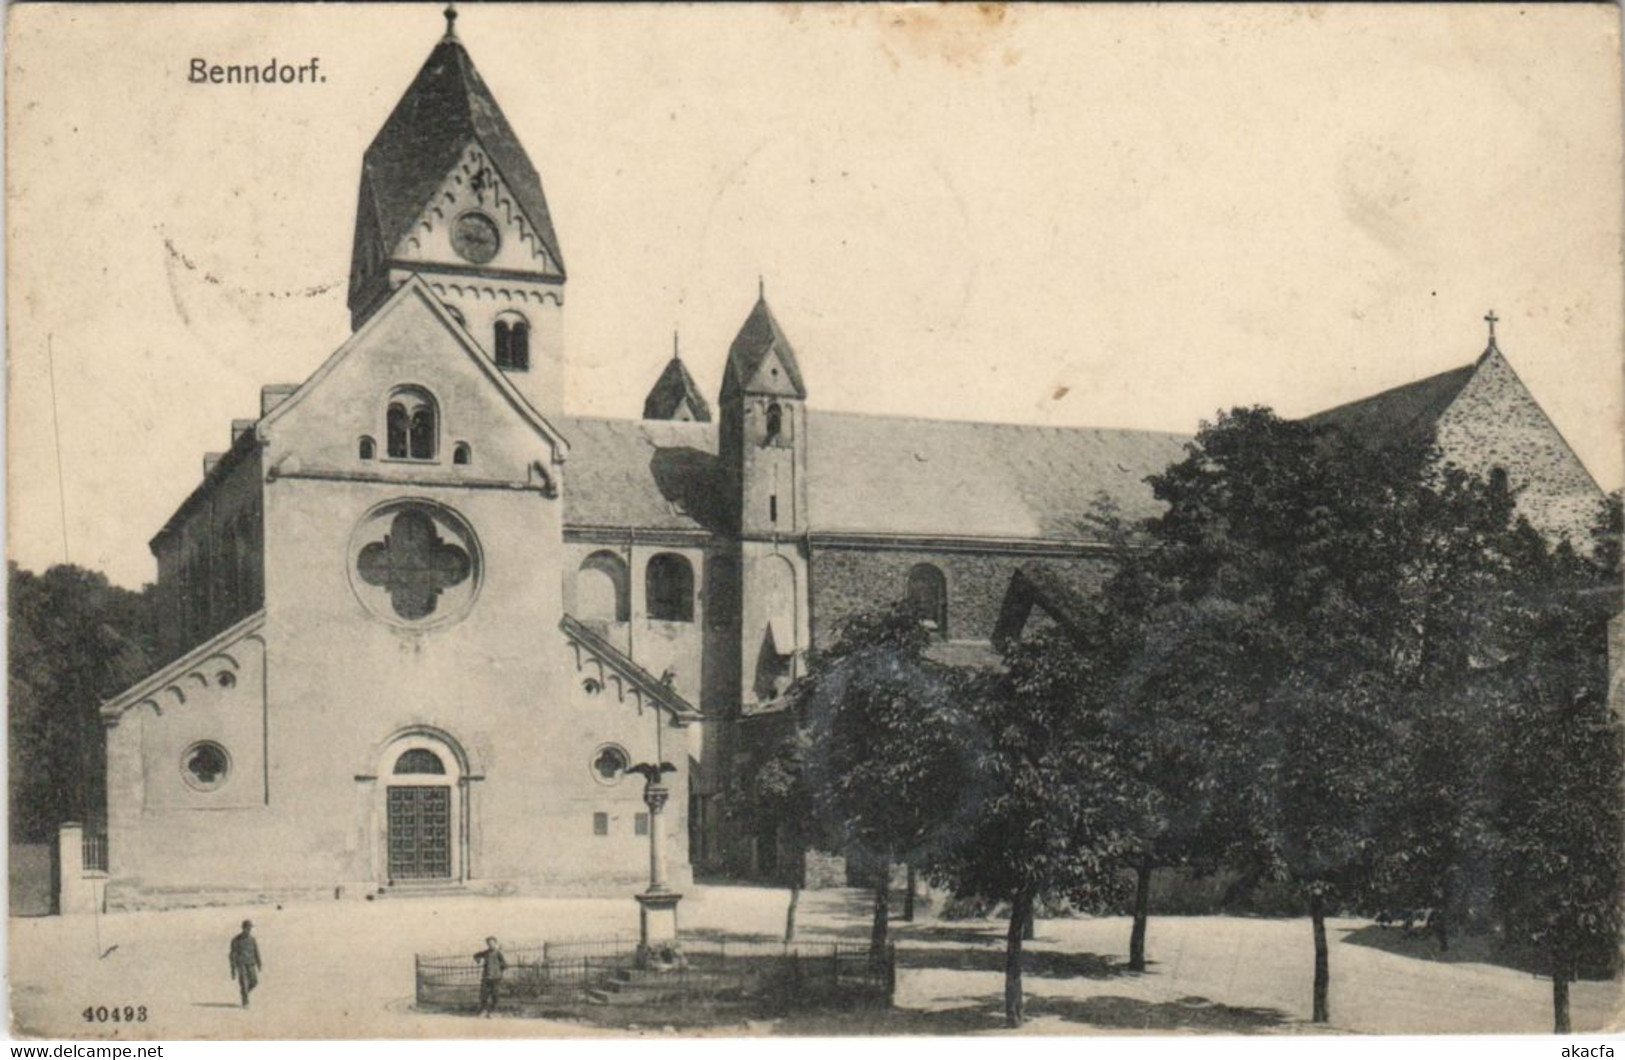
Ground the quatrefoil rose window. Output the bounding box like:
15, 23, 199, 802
349, 501, 481, 627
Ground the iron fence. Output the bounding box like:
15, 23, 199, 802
81, 833, 108, 873
415, 936, 636, 1007
413, 935, 894, 1012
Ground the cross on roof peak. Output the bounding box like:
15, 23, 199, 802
1484, 309, 1499, 345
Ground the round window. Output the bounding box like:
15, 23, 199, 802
182, 742, 231, 792
348, 500, 482, 629
591, 745, 630, 785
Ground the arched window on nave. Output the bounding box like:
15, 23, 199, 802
578, 551, 631, 624
646, 553, 695, 623
906, 563, 948, 636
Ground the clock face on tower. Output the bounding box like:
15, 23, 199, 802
451, 211, 500, 264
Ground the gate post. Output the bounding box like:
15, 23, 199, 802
56, 822, 91, 915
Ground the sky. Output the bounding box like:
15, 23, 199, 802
8, 3, 1623, 589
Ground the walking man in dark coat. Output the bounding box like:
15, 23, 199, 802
229, 920, 262, 1008
473, 936, 506, 1017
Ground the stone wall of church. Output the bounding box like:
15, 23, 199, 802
561, 537, 728, 810
151, 444, 265, 663
107, 288, 699, 905
807, 547, 1116, 648
418, 274, 565, 420
108, 472, 696, 905
103, 622, 271, 908
1435, 349, 1605, 545
560, 539, 711, 714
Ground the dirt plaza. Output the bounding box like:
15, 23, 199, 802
9, 885, 1620, 1039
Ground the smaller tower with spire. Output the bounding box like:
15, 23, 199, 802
642, 332, 712, 422
719, 285, 808, 534
717, 285, 811, 705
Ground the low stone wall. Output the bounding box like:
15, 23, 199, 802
9, 844, 54, 916
803, 850, 846, 890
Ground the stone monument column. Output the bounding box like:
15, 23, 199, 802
632, 765, 682, 967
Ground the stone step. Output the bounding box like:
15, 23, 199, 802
383, 881, 466, 898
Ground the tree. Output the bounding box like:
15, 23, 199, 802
733, 721, 822, 941
1490, 495, 1623, 1033
1136, 407, 1438, 1023
1081, 543, 1229, 974
789, 606, 974, 957
1364, 466, 1534, 953
1057, 497, 1209, 974
931, 625, 1142, 1027
8, 563, 156, 842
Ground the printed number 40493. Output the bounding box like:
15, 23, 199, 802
83, 1005, 147, 1023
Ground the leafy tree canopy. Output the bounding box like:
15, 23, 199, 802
9, 563, 156, 842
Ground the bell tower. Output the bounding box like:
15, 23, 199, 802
719, 286, 811, 705
347, 8, 567, 417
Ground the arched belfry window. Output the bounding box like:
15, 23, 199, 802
906, 563, 948, 635
453, 442, 471, 466
494, 313, 530, 371
765, 403, 783, 442
578, 551, 630, 624
386, 387, 437, 460
647, 553, 695, 623
359, 436, 376, 460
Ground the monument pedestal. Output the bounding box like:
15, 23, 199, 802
635, 889, 684, 968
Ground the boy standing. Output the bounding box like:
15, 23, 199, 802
473, 936, 506, 1017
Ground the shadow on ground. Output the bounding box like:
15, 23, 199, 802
890, 919, 1134, 979
776, 993, 1290, 1035
1339, 924, 1557, 977
800, 890, 892, 941
898, 944, 1129, 980
1030, 994, 1290, 1032
894, 923, 1006, 947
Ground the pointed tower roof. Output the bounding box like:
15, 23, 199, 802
350, 25, 565, 298
643, 346, 712, 422
722, 292, 808, 400
1303, 361, 1478, 444
1303, 311, 1506, 445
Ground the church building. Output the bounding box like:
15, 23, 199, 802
96, 16, 1603, 909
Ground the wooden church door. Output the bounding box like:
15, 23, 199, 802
387, 786, 452, 880
386, 747, 454, 881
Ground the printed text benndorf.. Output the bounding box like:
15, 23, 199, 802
189, 58, 324, 84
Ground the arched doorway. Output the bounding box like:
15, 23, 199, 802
376, 731, 467, 884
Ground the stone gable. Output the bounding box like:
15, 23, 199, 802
1435, 348, 1604, 544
